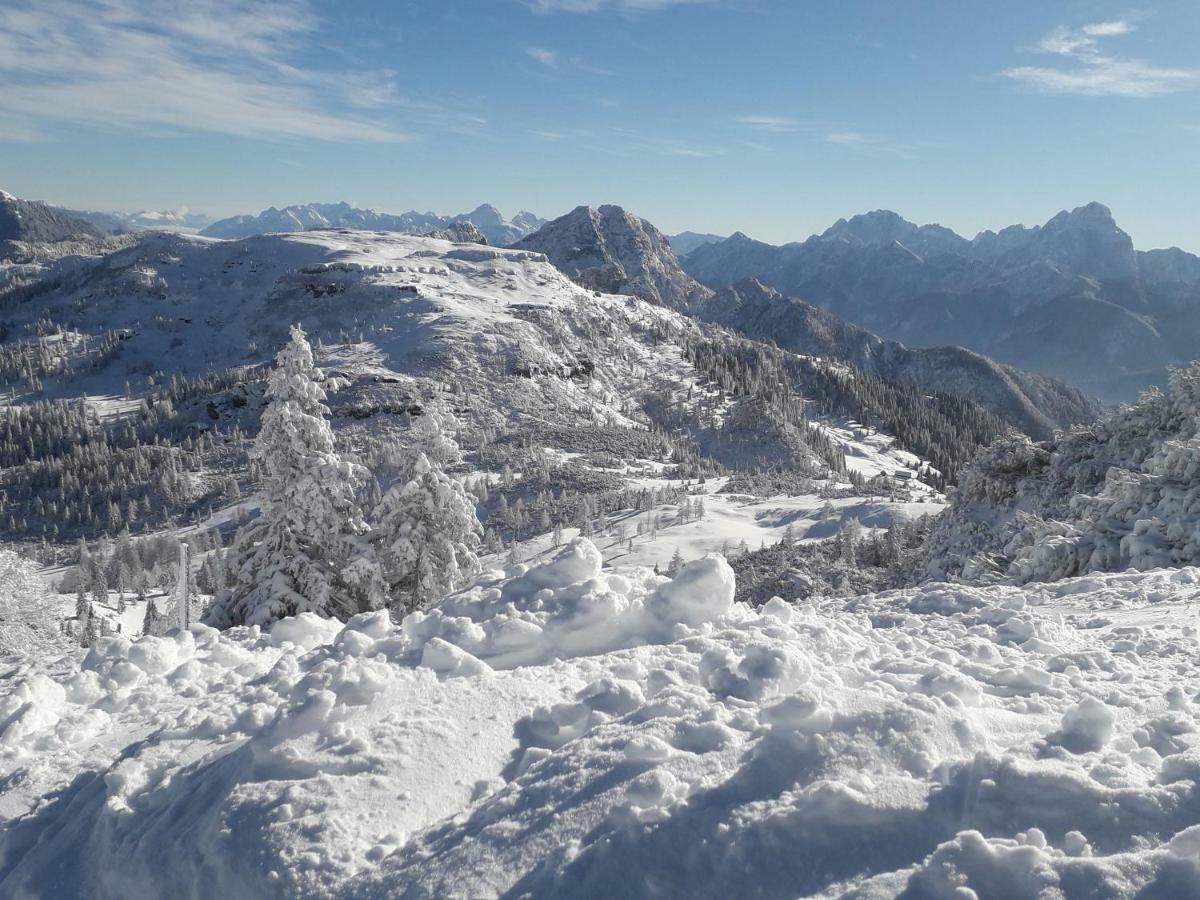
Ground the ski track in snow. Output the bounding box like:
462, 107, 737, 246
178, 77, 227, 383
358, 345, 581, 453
2, 541, 1200, 897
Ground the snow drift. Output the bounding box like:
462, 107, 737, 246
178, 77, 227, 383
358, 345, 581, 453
3, 540, 1200, 897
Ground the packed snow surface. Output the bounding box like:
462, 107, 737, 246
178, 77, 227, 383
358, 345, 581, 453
3, 540, 1200, 897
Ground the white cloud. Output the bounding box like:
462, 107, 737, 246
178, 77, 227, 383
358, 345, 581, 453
1002, 19, 1197, 97
0, 0, 424, 142
735, 115, 801, 133
1082, 20, 1135, 38
526, 46, 560, 67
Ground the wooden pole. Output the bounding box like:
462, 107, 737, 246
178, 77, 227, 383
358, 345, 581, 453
178, 542, 190, 630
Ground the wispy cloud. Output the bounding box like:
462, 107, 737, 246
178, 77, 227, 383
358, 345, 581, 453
823, 131, 939, 158
1001, 19, 1197, 97
525, 0, 715, 12
525, 46, 616, 76
526, 46, 560, 67
734, 114, 934, 158
0, 0, 432, 142
734, 115, 802, 133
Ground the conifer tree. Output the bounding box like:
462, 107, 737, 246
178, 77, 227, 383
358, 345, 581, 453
373, 412, 482, 614
667, 547, 685, 577
204, 325, 383, 628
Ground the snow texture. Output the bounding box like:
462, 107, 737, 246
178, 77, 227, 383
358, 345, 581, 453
3, 541, 1200, 897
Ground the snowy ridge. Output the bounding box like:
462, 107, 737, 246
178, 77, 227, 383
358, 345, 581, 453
3, 541, 1200, 896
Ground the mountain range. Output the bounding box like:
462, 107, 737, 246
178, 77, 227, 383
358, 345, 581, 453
67, 208, 213, 234
199, 202, 546, 246
682, 203, 1200, 403
513, 203, 1097, 437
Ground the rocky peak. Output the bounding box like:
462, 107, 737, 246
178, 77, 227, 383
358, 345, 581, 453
512, 204, 710, 310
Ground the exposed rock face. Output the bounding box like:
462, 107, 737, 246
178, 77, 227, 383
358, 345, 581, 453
424, 221, 488, 244
684, 203, 1200, 402
512, 205, 711, 311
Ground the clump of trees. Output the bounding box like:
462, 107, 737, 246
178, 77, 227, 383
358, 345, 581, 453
204, 325, 483, 628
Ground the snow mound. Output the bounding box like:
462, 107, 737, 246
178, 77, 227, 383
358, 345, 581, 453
2, 549, 1200, 897
402, 538, 735, 668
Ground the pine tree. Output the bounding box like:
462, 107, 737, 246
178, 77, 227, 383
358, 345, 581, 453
204, 325, 383, 628
374, 450, 482, 613
667, 547, 685, 577
81, 604, 99, 647
142, 597, 164, 637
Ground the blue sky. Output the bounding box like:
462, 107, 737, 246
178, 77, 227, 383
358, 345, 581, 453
1, 0, 1197, 250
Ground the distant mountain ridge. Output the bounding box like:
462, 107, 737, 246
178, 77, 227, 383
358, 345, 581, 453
667, 231, 725, 257
200, 202, 545, 246
0, 190, 103, 244
683, 203, 1200, 402
62, 208, 212, 235
694, 278, 1100, 440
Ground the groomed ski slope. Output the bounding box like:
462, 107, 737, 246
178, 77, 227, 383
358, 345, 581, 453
2, 539, 1200, 898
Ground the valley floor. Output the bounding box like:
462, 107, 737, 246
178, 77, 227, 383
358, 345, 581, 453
2, 542, 1199, 898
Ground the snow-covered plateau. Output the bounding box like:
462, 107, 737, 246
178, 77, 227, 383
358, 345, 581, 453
2, 540, 1200, 898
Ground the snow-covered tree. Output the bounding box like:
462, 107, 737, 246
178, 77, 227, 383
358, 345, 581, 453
667, 547, 685, 577
373, 414, 482, 614
142, 598, 166, 637
205, 325, 383, 628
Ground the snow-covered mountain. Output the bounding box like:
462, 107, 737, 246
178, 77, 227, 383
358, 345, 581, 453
666, 230, 725, 257
61, 207, 213, 235
0, 190, 104, 244
512, 204, 712, 311
684, 204, 1200, 402
200, 202, 545, 246
694, 278, 1100, 440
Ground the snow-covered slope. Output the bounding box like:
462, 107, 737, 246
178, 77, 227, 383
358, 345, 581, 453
695, 278, 1100, 440
0, 191, 103, 245
2, 227, 964, 553
3, 540, 1200, 897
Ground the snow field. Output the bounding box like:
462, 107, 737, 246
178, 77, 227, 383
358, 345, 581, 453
2, 542, 1200, 897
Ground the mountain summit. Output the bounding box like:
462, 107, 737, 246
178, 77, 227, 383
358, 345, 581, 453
512, 204, 710, 310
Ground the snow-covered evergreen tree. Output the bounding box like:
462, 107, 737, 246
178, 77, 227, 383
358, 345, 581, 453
204, 325, 383, 628
667, 547, 685, 577
373, 413, 482, 614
